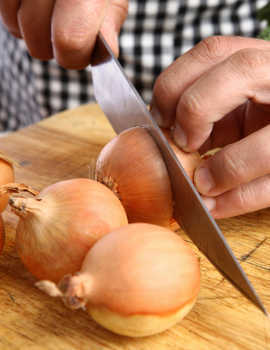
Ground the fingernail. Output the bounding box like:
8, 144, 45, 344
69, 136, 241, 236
202, 196, 216, 212
194, 167, 215, 194
173, 123, 187, 150
150, 101, 164, 126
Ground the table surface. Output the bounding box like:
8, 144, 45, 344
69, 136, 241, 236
0, 103, 269, 350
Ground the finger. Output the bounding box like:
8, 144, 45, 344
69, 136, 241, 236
202, 174, 270, 219
100, 0, 128, 57
151, 36, 270, 128
194, 124, 270, 197
0, 0, 22, 38
18, 0, 55, 60
52, 0, 108, 69
174, 47, 270, 152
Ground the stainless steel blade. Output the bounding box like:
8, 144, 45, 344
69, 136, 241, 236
91, 33, 267, 315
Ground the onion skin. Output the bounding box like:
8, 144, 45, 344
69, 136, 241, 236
95, 127, 201, 227
0, 215, 5, 253
11, 178, 128, 282
37, 223, 200, 337
0, 156, 15, 212
95, 127, 173, 226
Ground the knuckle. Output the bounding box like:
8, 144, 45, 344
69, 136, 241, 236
219, 146, 246, 185
153, 70, 181, 112
54, 31, 86, 53
179, 90, 203, 125
229, 48, 270, 77
154, 71, 174, 100
53, 24, 90, 54
112, 0, 129, 18
191, 36, 230, 62
153, 74, 168, 99
235, 184, 254, 211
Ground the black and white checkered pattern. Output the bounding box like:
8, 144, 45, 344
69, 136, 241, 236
0, 0, 267, 132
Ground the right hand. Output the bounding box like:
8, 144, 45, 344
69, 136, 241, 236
151, 36, 270, 219
0, 0, 128, 69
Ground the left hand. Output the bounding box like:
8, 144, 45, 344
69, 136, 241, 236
151, 35, 270, 219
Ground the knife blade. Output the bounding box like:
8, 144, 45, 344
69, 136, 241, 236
91, 33, 267, 315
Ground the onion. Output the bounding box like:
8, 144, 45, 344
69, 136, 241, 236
0, 153, 15, 212
6, 179, 128, 282
0, 215, 5, 253
37, 223, 200, 337
95, 127, 201, 227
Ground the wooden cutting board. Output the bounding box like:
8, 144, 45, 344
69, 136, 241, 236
0, 103, 269, 350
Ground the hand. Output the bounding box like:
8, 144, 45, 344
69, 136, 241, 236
0, 0, 128, 69
151, 36, 270, 219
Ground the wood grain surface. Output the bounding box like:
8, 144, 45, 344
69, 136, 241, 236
0, 103, 269, 350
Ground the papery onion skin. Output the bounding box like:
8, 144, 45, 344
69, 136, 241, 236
95, 127, 201, 227
78, 223, 200, 315
13, 178, 128, 282
95, 127, 174, 227
0, 156, 15, 212
0, 215, 5, 253
38, 223, 200, 337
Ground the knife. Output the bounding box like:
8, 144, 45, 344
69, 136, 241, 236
91, 33, 267, 315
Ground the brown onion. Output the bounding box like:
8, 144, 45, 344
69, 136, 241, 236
0, 153, 15, 212
37, 223, 200, 337
95, 127, 201, 227
7, 179, 128, 282
0, 215, 5, 253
